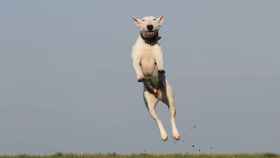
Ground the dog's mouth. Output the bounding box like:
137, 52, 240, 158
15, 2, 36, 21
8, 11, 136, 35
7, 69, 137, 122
141, 30, 159, 39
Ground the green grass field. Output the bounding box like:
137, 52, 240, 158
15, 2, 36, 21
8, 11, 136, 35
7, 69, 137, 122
0, 153, 279, 158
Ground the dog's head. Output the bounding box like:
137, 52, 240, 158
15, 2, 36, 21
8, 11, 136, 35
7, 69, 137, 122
132, 16, 164, 39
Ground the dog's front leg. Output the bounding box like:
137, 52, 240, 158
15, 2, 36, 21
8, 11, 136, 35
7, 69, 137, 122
132, 52, 144, 81
154, 47, 164, 71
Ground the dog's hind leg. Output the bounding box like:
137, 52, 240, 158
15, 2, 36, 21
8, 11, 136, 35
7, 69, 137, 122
144, 90, 168, 141
161, 82, 181, 141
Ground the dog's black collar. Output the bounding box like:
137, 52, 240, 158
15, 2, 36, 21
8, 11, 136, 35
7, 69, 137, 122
140, 31, 161, 46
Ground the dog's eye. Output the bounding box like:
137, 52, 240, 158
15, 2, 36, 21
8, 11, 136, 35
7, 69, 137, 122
153, 18, 157, 21
142, 19, 145, 22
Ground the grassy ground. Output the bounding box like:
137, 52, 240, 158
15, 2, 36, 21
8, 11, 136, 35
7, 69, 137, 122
0, 153, 279, 158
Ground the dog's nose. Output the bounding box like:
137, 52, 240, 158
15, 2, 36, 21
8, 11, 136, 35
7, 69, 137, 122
147, 25, 154, 31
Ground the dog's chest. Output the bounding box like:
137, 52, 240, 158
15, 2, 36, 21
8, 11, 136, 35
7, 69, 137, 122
140, 47, 155, 58
139, 47, 158, 75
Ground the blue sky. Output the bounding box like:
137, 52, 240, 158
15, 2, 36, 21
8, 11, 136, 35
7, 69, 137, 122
0, 0, 279, 154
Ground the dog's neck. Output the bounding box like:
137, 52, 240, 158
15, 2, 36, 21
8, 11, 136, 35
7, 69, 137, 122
139, 31, 161, 46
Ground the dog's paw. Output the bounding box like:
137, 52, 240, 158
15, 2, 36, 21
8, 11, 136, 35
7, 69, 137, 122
172, 131, 181, 141
137, 78, 144, 82
161, 135, 168, 142
160, 131, 168, 142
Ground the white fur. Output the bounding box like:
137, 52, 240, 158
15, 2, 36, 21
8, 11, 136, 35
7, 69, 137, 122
132, 16, 164, 31
131, 16, 180, 141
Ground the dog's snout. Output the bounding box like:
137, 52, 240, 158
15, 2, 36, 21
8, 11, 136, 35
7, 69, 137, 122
147, 25, 154, 31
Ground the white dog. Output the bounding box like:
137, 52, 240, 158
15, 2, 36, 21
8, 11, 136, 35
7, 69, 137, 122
131, 16, 180, 141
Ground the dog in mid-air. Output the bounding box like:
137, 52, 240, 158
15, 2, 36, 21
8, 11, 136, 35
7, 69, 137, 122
131, 16, 180, 141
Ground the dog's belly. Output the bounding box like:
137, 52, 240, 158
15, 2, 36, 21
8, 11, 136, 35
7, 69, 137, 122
141, 57, 157, 76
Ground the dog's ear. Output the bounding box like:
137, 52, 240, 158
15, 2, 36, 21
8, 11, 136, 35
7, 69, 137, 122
132, 16, 140, 22
132, 16, 142, 28
158, 16, 165, 25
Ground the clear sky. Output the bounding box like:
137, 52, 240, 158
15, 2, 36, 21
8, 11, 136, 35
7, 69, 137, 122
0, 0, 279, 154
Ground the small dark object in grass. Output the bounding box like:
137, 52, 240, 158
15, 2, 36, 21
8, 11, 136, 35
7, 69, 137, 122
264, 153, 278, 158
53, 152, 63, 157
